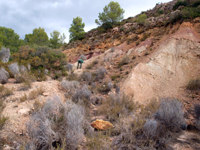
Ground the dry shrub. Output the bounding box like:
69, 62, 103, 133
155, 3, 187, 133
140, 98, 159, 118
112, 98, 185, 149
0, 85, 13, 98
37, 86, 45, 95
0, 115, 8, 130
97, 82, 113, 94
126, 35, 139, 45
20, 94, 28, 102
186, 78, 200, 90
29, 89, 39, 100
29, 87, 44, 100
98, 93, 135, 122
86, 132, 111, 150
61, 80, 80, 98
86, 64, 93, 69
72, 85, 92, 107
95, 67, 107, 81
26, 96, 86, 150
33, 99, 44, 112
90, 95, 104, 105
143, 119, 159, 139
66, 72, 78, 81
79, 72, 92, 84
112, 115, 147, 150
61, 80, 80, 91
86, 60, 98, 70
141, 32, 150, 41
15, 73, 36, 86
118, 55, 130, 68
154, 98, 185, 132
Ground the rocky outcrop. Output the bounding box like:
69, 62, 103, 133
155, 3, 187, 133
0, 67, 10, 84
91, 119, 114, 130
0, 48, 10, 63
123, 22, 200, 103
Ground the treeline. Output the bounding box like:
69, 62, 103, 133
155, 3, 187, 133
0, 26, 66, 54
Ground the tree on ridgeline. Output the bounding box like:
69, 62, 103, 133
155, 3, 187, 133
95, 1, 125, 27
69, 16, 85, 42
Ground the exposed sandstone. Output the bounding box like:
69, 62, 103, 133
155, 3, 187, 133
123, 22, 200, 103
91, 119, 114, 130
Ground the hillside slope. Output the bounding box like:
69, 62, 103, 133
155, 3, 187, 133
123, 22, 200, 103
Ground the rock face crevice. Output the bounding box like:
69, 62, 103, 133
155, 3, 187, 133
123, 23, 200, 103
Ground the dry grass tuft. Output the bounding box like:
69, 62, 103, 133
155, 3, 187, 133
20, 94, 28, 102
98, 93, 135, 122
118, 55, 130, 68
186, 78, 200, 90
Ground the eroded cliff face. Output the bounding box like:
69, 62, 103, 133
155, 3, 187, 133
123, 22, 200, 103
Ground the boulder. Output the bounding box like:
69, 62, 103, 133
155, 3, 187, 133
0, 48, 10, 63
111, 27, 119, 34
91, 119, 114, 130
0, 67, 9, 84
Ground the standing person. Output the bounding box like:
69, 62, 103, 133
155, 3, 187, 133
77, 59, 84, 69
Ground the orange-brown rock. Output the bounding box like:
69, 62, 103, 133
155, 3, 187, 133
91, 119, 114, 130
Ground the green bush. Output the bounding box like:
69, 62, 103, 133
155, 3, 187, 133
136, 14, 148, 25
12, 45, 67, 71
191, 1, 200, 7
173, 0, 188, 10
169, 11, 184, 24
158, 9, 164, 14
181, 7, 200, 19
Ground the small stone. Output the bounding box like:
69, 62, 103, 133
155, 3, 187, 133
91, 119, 114, 130
43, 92, 49, 96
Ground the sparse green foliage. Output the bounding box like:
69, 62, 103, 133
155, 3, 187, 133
95, 1, 125, 26
69, 17, 85, 42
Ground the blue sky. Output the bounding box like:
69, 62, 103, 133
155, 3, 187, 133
0, 0, 171, 42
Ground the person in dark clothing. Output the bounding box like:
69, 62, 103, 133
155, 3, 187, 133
77, 59, 84, 69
